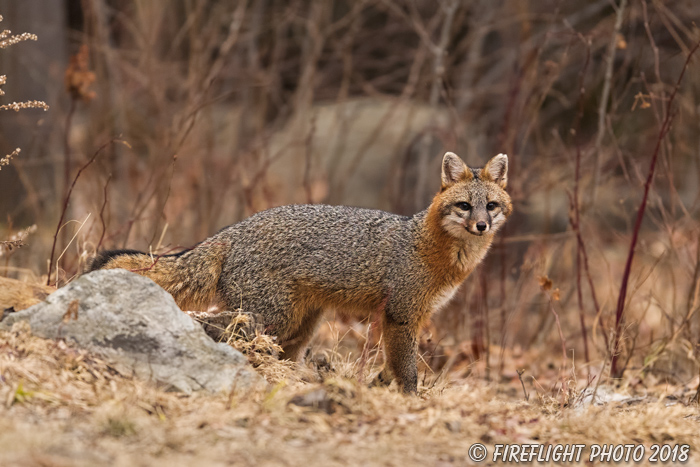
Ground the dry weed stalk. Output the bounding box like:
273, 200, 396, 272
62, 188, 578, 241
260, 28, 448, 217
610, 38, 700, 379
0, 225, 37, 259
0, 14, 48, 167
590, 0, 628, 203
0, 148, 20, 171
538, 275, 570, 402
46, 140, 129, 286
62, 44, 96, 198
568, 31, 608, 369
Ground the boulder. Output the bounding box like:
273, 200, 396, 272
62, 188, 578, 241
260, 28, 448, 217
0, 269, 261, 393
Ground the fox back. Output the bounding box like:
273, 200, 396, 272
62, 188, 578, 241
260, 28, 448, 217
89, 152, 512, 392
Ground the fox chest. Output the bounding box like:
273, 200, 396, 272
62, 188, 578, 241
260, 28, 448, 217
428, 283, 461, 313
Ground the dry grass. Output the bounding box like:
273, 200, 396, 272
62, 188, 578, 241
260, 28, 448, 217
0, 322, 698, 467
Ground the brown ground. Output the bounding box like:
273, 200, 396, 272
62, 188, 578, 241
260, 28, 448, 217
1, 320, 698, 467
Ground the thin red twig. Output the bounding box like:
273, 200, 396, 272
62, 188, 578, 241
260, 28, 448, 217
610, 39, 700, 378
570, 33, 592, 367
97, 173, 112, 251
47, 140, 125, 286
63, 97, 77, 199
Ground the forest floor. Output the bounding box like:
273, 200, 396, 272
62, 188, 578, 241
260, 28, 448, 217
1, 321, 699, 467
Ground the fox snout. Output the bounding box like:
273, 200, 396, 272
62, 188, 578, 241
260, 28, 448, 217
466, 216, 491, 235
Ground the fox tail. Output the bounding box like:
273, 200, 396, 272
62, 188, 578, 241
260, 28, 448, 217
88, 241, 229, 311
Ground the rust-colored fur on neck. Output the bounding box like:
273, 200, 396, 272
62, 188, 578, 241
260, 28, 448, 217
411, 202, 492, 325
423, 203, 492, 278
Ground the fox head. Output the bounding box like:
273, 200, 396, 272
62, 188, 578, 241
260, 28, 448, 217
434, 152, 513, 238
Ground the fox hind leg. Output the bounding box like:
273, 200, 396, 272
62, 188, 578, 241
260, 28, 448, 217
280, 307, 323, 362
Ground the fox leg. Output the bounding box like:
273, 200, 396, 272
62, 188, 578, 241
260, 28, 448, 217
280, 307, 323, 362
376, 316, 419, 393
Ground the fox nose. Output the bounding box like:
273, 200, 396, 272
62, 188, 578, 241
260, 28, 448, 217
476, 221, 487, 232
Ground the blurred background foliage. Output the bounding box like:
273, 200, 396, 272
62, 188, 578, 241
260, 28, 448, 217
1, 0, 699, 383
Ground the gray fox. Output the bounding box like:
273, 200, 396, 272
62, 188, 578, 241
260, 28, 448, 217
89, 152, 512, 393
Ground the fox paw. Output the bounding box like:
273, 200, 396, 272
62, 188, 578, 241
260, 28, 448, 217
369, 370, 392, 388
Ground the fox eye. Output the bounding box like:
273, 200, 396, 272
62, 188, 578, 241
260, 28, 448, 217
487, 201, 498, 211
455, 202, 471, 211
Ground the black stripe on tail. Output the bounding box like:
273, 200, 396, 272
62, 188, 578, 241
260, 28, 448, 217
89, 248, 191, 272
89, 249, 146, 271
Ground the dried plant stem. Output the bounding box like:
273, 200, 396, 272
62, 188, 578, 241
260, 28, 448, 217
148, 155, 178, 247
547, 296, 569, 395
175, 0, 248, 152
498, 236, 507, 376
63, 97, 77, 199
567, 168, 608, 354
0, 148, 20, 170
428, 0, 458, 107
415, 0, 458, 208
0, 16, 48, 172
516, 369, 529, 401
336, 0, 430, 199
570, 34, 592, 368
686, 233, 700, 322
60, 97, 78, 259
569, 31, 609, 364
53, 214, 91, 287
575, 250, 590, 364
97, 173, 113, 251
47, 140, 125, 286
357, 310, 381, 387
610, 39, 700, 379
576, 233, 605, 344
303, 115, 317, 204
480, 268, 491, 381
654, 234, 700, 348
590, 0, 627, 204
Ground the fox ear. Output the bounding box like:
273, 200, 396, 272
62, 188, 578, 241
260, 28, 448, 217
484, 153, 508, 188
441, 152, 472, 189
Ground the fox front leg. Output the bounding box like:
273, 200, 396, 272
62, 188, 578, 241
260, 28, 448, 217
377, 318, 418, 394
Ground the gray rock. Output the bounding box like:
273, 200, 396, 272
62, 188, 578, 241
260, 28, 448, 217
0, 269, 261, 394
